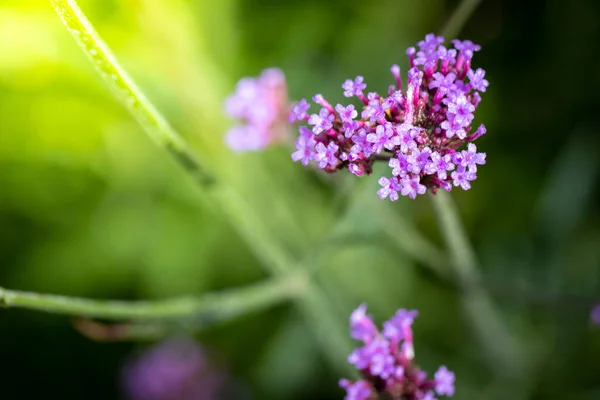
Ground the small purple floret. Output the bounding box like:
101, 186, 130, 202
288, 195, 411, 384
435, 366, 456, 396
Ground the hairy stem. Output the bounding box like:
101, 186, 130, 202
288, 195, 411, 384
0, 273, 304, 321
49, 0, 213, 186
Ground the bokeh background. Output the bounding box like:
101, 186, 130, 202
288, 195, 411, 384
1, 0, 600, 399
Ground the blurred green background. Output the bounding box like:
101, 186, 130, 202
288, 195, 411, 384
1, 0, 599, 399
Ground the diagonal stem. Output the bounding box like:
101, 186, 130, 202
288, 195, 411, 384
440, 0, 483, 39
49, 0, 213, 187
430, 191, 519, 373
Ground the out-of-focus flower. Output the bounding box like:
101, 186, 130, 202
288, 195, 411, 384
340, 304, 455, 400
290, 33, 488, 200
224, 68, 289, 152
121, 336, 226, 400
590, 303, 600, 326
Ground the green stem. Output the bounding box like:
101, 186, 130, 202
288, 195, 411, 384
0, 273, 304, 320
49, 0, 213, 187
430, 191, 518, 372
47, 0, 352, 373
440, 0, 482, 39
378, 206, 450, 279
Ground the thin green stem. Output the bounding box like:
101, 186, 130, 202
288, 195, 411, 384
377, 206, 450, 279
430, 191, 519, 373
47, 0, 352, 373
429, 192, 478, 285
49, 0, 213, 186
440, 0, 483, 39
0, 273, 304, 320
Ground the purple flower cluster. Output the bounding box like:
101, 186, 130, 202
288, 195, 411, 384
340, 304, 455, 400
121, 336, 226, 400
290, 34, 488, 200
224, 68, 289, 152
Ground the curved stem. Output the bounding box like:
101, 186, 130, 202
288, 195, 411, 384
0, 273, 304, 320
49, 0, 213, 186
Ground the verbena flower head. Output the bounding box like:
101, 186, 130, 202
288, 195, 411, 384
290, 34, 488, 200
224, 68, 289, 152
341, 304, 455, 400
121, 336, 226, 400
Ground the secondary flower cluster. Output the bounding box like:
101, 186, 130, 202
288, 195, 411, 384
224, 68, 289, 152
591, 303, 600, 326
290, 34, 488, 200
340, 304, 455, 400
121, 337, 227, 400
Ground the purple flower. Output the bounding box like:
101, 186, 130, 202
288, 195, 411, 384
458, 143, 486, 172
397, 123, 418, 153
451, 166, 476, 190
467, 124, 487, 141
290, 33, 489, 199
434, 366, 455, 396
391, 64, 403, 89
418, 33, 444, 53
336, 104, 358, 122
224, 68, 288, 152
351, 128, 373, 158
339, 379, 373, 400
289, 98, 310, 122
467, 68, 488, 92
341, 305, 456, 399
343, 76, 367, 97
367, 124, 394, 154
451, 39, 481, 54
343, 120, 359, 138
121, 337, 225, 400
446, 94, 475, 128
348, 346, 371, 370
362, 97, 393, 122
224, 78, 259, 119
382, 309, 418, 343
440, 119, 466, 140
430, 72, 457, 91
225, 125, 267, 152
400, 175, 427, 199
315, 141, 339, 169
348, 338, 397, 380
389, 153, 410, 177
420, 391, 437, 400
407, 147, 433, 175
291, 126, 317, 166
308, 108, 335, 134
365, 338, 396, 379
377, 176, 401, 201
350, 304, 379, 343
429, 151, 455, 180
348, 163, 364, 176
590, 303, 600, 325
